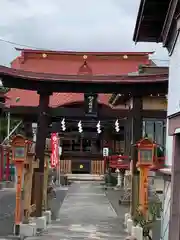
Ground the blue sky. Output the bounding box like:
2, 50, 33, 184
0, 0, 169, 66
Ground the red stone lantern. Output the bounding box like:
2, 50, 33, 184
136, 137, 156, 216
11, 135, 29, 235
136, 138, 155, 168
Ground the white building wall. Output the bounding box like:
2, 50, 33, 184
160, 28, 180, 240
165, 120, 173, 166
165, 32, 180, 166
161, 181, 171, 240
161, 120, 172, 240
168, 32, 180, 117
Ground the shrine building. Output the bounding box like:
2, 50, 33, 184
1, 49, 168, 175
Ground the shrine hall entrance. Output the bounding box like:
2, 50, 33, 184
71, 160, 91, 174
62, 137, 102, 174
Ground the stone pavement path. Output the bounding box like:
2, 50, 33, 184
30, 181, 127, 239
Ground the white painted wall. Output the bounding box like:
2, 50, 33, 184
160, 27, 180, 240
162, 123, 172, 239
165, 120, 173, 166
168, 32, 180, 116
161, 181, 171, 240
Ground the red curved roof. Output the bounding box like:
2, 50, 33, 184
0, 65, 168, 83
12, 49, 153, 75
1, 68, 168, 108
5, 90, 112, 108
6, 50, 158, 108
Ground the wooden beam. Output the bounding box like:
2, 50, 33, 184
7, 107, 166, 120
133, 0, 171, 42
49, 130, 124, 137
8, 106, 128, 120
54, 131, 103, 138
142, 110, 167, 119
2, 75, 168, 94
61, 152, 103, 160
161, 0, 178, 46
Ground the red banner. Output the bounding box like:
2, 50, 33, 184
51, 133, 59, 168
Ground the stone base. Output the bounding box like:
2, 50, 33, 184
19, 222, 37, 237
43, 210, 52, 224
113, 186, 120, 191
127, 218, 133, 234
5, 181, 15, 188
36, 216, 47, 231
125, 236, 137, 240
66, 174, 103, 181
5, 236, 22, 240
124, 213, 131, 227
131, 225, 143, 240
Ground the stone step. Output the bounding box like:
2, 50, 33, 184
66, 174, 103, 181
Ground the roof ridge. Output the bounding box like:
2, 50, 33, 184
15, 48, 154, 56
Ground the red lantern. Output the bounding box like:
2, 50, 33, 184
136, 138, 155, 168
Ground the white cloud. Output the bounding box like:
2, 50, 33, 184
0, 0, 169, 66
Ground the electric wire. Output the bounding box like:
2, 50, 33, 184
0, 37, 169, 63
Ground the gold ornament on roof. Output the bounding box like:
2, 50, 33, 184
123, 55, 128, 59
42, 53, 47, 58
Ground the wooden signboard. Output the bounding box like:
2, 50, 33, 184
84, 93, 98, 117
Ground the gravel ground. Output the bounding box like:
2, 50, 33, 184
0, 187, 68, 237
0, 190, 16, 237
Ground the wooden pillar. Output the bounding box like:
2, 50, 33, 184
124, 110, 131, 155
91, 138, 97, 152
23, 153, 38, 223
24, 121, 36, 209
34, 91, 51, 217
130, 96, 142, 217
80, 137, 83, 152
6, 150, 10, 181
0, 145, 3, 181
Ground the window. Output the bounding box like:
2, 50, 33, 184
82, 139, 91, 152
140, 149, 153, 163
145, 121, 154, 141
62, 139, 72, 151
143, 119, 166, 147
155, 121, 164, 146
72, 138, 81, 151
